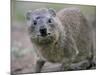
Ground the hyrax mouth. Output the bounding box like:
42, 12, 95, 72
37, 35, 55, 44
31, 32, 59, 45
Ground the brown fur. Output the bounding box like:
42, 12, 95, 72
26, 8, 94, 72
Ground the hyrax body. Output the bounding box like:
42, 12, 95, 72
26, 8, 94, 72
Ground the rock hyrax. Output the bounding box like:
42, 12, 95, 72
26, 8, 94, 72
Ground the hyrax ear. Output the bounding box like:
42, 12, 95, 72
48, 8, 56, 17
26, 10, 32, 20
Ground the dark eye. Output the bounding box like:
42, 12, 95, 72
33, 20, 37, 25
48, 19, 52, 23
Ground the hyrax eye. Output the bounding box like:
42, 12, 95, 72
48, 19, 52, 23
33, 20, 37, 25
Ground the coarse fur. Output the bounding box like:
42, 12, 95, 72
26, 8, 95, 72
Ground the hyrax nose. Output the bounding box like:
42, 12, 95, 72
40, 28, 47, 37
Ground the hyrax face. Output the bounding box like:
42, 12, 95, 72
26, 8, 59, 44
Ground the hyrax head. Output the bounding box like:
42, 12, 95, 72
26, 8, 59, 44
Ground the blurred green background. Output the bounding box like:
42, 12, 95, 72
11, 0, 96, 74
12, 0, 96, 22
